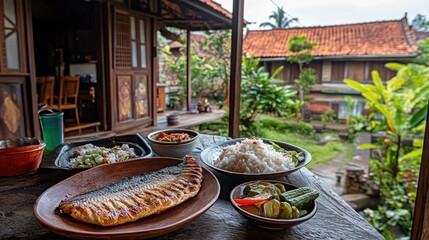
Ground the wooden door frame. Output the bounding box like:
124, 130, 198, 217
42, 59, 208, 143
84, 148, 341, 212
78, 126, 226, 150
411, 101, 429, 239
109, 6, 154, 132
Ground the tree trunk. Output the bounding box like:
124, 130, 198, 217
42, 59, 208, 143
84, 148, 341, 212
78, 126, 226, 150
298, 62, 305, 120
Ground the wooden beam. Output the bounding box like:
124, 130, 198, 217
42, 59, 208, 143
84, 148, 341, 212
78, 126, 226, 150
152, 18, 158, 126
23, 0, 40, 138
186, 30, 191, 111
411, 101, 429, 239
228, 0, 244, 139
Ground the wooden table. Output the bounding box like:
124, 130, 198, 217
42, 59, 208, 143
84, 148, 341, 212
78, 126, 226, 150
0, 134, 383, 239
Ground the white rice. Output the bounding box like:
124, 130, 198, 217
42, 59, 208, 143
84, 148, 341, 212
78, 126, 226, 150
213, 138, 295, 173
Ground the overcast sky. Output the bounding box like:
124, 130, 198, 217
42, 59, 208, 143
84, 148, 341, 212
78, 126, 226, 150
214, 0, 429, 30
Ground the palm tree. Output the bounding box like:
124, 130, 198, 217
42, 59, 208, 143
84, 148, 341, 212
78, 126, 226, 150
259, 7, 298, 29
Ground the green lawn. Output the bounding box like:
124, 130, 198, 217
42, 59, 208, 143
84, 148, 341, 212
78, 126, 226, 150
263, 129, 350, 169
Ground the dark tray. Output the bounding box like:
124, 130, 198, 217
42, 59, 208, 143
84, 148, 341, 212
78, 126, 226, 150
40, 134, 153, 170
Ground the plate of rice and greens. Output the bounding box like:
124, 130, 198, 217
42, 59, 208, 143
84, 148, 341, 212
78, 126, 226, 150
200, 137, 311, 181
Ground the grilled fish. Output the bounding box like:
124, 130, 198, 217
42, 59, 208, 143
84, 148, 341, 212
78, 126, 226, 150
57, 155, 203, 226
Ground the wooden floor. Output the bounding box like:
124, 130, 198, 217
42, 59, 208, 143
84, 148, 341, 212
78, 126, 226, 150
65, 109, 226, 142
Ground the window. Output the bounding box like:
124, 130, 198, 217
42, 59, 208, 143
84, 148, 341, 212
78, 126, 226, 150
346, 62, 366, 81
130, 16, 147, 69
338, 101, 364, 120
2, 0, 20, 70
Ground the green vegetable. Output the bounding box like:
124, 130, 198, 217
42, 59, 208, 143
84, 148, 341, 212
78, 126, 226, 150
243, 182, 271, 196
261, 185, 281, 200
291, 206, 300, 219
263, 199, 280, 218
271, 141, 285, 153
281, 187, 313, 201
270, 141, 305, 165
286, 191, 319, 209
274, 183, 286, 193
278, 202, 293, 219
299, 210, 308, 217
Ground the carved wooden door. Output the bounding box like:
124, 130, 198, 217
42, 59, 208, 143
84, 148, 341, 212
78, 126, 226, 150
112, 8, 152, 130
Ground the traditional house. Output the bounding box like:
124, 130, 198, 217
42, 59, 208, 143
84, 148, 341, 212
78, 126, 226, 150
0, 0, 233, 139
243, 16, 420, 119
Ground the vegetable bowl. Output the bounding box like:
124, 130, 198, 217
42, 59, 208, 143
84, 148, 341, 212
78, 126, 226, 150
230, 180, 318, 229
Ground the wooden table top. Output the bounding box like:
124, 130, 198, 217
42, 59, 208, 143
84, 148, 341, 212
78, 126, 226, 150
0, 134, 383, 240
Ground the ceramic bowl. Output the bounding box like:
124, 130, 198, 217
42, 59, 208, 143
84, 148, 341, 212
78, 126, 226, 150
147, 129, 199, 158
0, 138, 46, 176
200, 138, 311, 181
230, 180, 317, 229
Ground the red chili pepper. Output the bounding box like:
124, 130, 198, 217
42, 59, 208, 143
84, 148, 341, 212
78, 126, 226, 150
233, 198, 270, 206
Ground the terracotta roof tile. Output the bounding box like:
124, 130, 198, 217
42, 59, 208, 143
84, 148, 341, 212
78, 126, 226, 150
199, 0, 233, 20
244, 18, 418, 58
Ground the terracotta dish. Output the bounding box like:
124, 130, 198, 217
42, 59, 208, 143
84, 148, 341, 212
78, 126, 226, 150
33, 157, 220, 239
0, 138, 45, 176
147, 129, 199, 158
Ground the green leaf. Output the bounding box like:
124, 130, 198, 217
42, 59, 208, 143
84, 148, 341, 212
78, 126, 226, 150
271, 66, 284, 78
374, 104, 394, 124
358, 143, 378, 149
386, 78, 405, 93
344, 79, 369, 93
410, 105, 428, 128
372, 71, 384, 91
402, 149, 423, 160
413, 138, 424, 147
362, 92, 379, 103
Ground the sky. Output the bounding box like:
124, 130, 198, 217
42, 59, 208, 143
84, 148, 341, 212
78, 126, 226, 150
213, 0, 429, 30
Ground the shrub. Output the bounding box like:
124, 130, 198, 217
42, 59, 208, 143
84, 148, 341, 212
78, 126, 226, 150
258, 116, 313, 135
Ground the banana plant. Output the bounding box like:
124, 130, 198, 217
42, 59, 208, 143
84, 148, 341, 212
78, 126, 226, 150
345, 65, 428, 180
345, 63, 429, 236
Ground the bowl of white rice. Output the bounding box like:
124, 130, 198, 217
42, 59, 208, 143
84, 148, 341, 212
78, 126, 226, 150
200, 137, 311, 181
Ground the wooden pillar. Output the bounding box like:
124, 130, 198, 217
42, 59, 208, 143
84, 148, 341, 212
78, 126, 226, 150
411, 101, 429, 239
151, 18, 158, 126
186, 30, 191, 111
228, 0, 244, 139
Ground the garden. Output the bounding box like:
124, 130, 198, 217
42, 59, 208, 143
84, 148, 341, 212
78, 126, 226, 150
159, 28, 429, 239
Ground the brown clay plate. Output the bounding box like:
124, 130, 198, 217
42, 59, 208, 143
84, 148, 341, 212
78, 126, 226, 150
33, 157, 220, 240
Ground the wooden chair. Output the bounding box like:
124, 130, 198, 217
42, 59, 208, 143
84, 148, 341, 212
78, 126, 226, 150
53, 76, 81, 133
37, 76, 55, 108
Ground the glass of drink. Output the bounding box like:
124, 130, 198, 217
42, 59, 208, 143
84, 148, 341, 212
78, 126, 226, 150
39, 111, 64, 151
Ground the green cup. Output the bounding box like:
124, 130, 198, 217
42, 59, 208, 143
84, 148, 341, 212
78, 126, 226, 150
39, 111, 64, 151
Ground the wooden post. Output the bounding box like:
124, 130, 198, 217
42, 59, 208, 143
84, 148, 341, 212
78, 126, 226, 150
151, 18, 158, 126
228, 0, 244, 139
411, 101, 429, 239
186, 30, 191, 111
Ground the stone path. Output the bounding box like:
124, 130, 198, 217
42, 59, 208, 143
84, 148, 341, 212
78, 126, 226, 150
310, 132, 371, 195
311, 148, 348, 195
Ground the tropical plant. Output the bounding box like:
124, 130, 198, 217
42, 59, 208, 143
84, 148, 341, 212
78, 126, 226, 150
240, 55, 297, 127
259, 7, 298, 29
295, 68, 317, 101
344, 62, 429, 238
321, 110, 336, 128
161, 49, 212, 107
160, 31, 232, 109
412, 14, 429, 32
414, 38, 429, 66
287, 34, 318, 117
200, 30, 231, 107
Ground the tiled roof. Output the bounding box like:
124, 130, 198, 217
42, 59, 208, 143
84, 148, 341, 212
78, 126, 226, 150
244, 18, 419, 58
199, 0, 233, 20
169, 34, 214, 58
